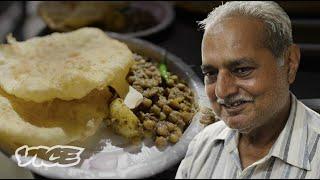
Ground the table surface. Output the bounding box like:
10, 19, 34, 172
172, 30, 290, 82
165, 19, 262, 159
1, 2, 320, 179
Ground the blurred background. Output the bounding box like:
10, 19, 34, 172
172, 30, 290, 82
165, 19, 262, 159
1, 1, 319, 99
0, 1, 320, 179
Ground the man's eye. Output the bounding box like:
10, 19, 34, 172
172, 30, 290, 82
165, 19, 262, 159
233, 67, 253, 76
204, 72, 217, 84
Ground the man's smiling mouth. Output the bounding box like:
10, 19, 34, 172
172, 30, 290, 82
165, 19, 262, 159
223, 100, 249, 108
220, 100, 253, 115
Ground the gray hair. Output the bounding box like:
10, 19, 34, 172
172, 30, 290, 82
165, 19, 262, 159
199, 1, 293, 65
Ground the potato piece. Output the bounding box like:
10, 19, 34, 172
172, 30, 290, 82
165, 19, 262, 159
109, 98, 143, 139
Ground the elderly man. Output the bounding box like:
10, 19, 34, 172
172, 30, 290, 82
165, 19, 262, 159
176, 1, 320, 179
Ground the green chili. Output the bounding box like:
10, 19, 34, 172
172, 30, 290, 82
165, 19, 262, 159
159, 51, 169, 83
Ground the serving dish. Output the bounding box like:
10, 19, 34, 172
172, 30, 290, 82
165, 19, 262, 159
118, 1, 175, 37
6, 33, 209, 179
0, 151, 34, 179
38, 1, 174, 38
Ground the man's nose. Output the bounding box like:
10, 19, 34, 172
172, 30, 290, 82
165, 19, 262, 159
215, 71, 238, 100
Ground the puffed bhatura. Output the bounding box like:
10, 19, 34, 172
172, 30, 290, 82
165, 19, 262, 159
0, 28, 133, 152
0, 27, 133, 103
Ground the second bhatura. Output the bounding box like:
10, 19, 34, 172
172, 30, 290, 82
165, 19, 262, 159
0, 27, 200, 151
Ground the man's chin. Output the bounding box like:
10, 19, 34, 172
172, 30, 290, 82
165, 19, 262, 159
222, 114, 252, 131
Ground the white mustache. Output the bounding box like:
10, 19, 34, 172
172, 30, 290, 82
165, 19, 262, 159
217, 95, 254, 106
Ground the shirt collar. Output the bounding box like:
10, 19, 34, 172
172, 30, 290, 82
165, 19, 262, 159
269, 93, 311, 170
208, 121, 238, 153
215, 93, 311, 171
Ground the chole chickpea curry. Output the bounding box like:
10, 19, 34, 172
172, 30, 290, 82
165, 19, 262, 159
0, 27, 201, 151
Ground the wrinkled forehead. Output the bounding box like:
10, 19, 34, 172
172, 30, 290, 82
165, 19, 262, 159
202, 16, 266, 54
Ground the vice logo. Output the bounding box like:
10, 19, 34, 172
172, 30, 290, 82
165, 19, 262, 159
15, 145, 84, 168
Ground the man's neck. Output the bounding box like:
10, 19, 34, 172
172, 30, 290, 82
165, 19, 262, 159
240, 95, 291, 147
238, 94, 291, 169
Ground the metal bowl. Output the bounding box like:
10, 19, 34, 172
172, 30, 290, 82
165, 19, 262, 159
117, 1, 175, 38
10, 33, 209, 179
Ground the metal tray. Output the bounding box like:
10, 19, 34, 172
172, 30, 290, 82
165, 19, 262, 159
9, 33, 209, 179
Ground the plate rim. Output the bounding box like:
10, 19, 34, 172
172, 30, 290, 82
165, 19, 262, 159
8, 34, 209, 179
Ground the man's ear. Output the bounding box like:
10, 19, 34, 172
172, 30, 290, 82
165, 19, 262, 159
286, 44, 300, 84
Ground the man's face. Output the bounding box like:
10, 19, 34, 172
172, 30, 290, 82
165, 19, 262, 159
201, 17, 291, 133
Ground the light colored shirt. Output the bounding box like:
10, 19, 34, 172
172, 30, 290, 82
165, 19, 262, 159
176, 94, 320, 179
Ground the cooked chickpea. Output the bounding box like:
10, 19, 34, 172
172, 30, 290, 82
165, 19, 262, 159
200, 106, 213, 114
177, 83, 186, 90
132, 85, 143, 93
143, 119, 156, 130
159, 112, 167, 121
139, 59, 146, 64
144, 130, 154, 138
168, 99, 180, 110
173, 127, 183, 137
155, 136, 168, 148
180, 103, 186, 110
181, 111, 194, 123
156, 122, 169, 137
169, 133, 180, 143
171, 75, 178, 82
177, 119, 186, 130
150, 104, 161, 116
166, 122, 176, 132
149, 66, 157, 71
200, 113, 216, 126
162, 104, 173, 115
142, 90, 150, 98
168, 111, 182, 123
131, 65, 139, 71
166, 79, 174, 87
182, 105, 191, 112
141, 98, 153, 108
145, 70, 154, 77
156, 97, 167, 108
141, 80, 153, 88
127, 76, 136, 84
